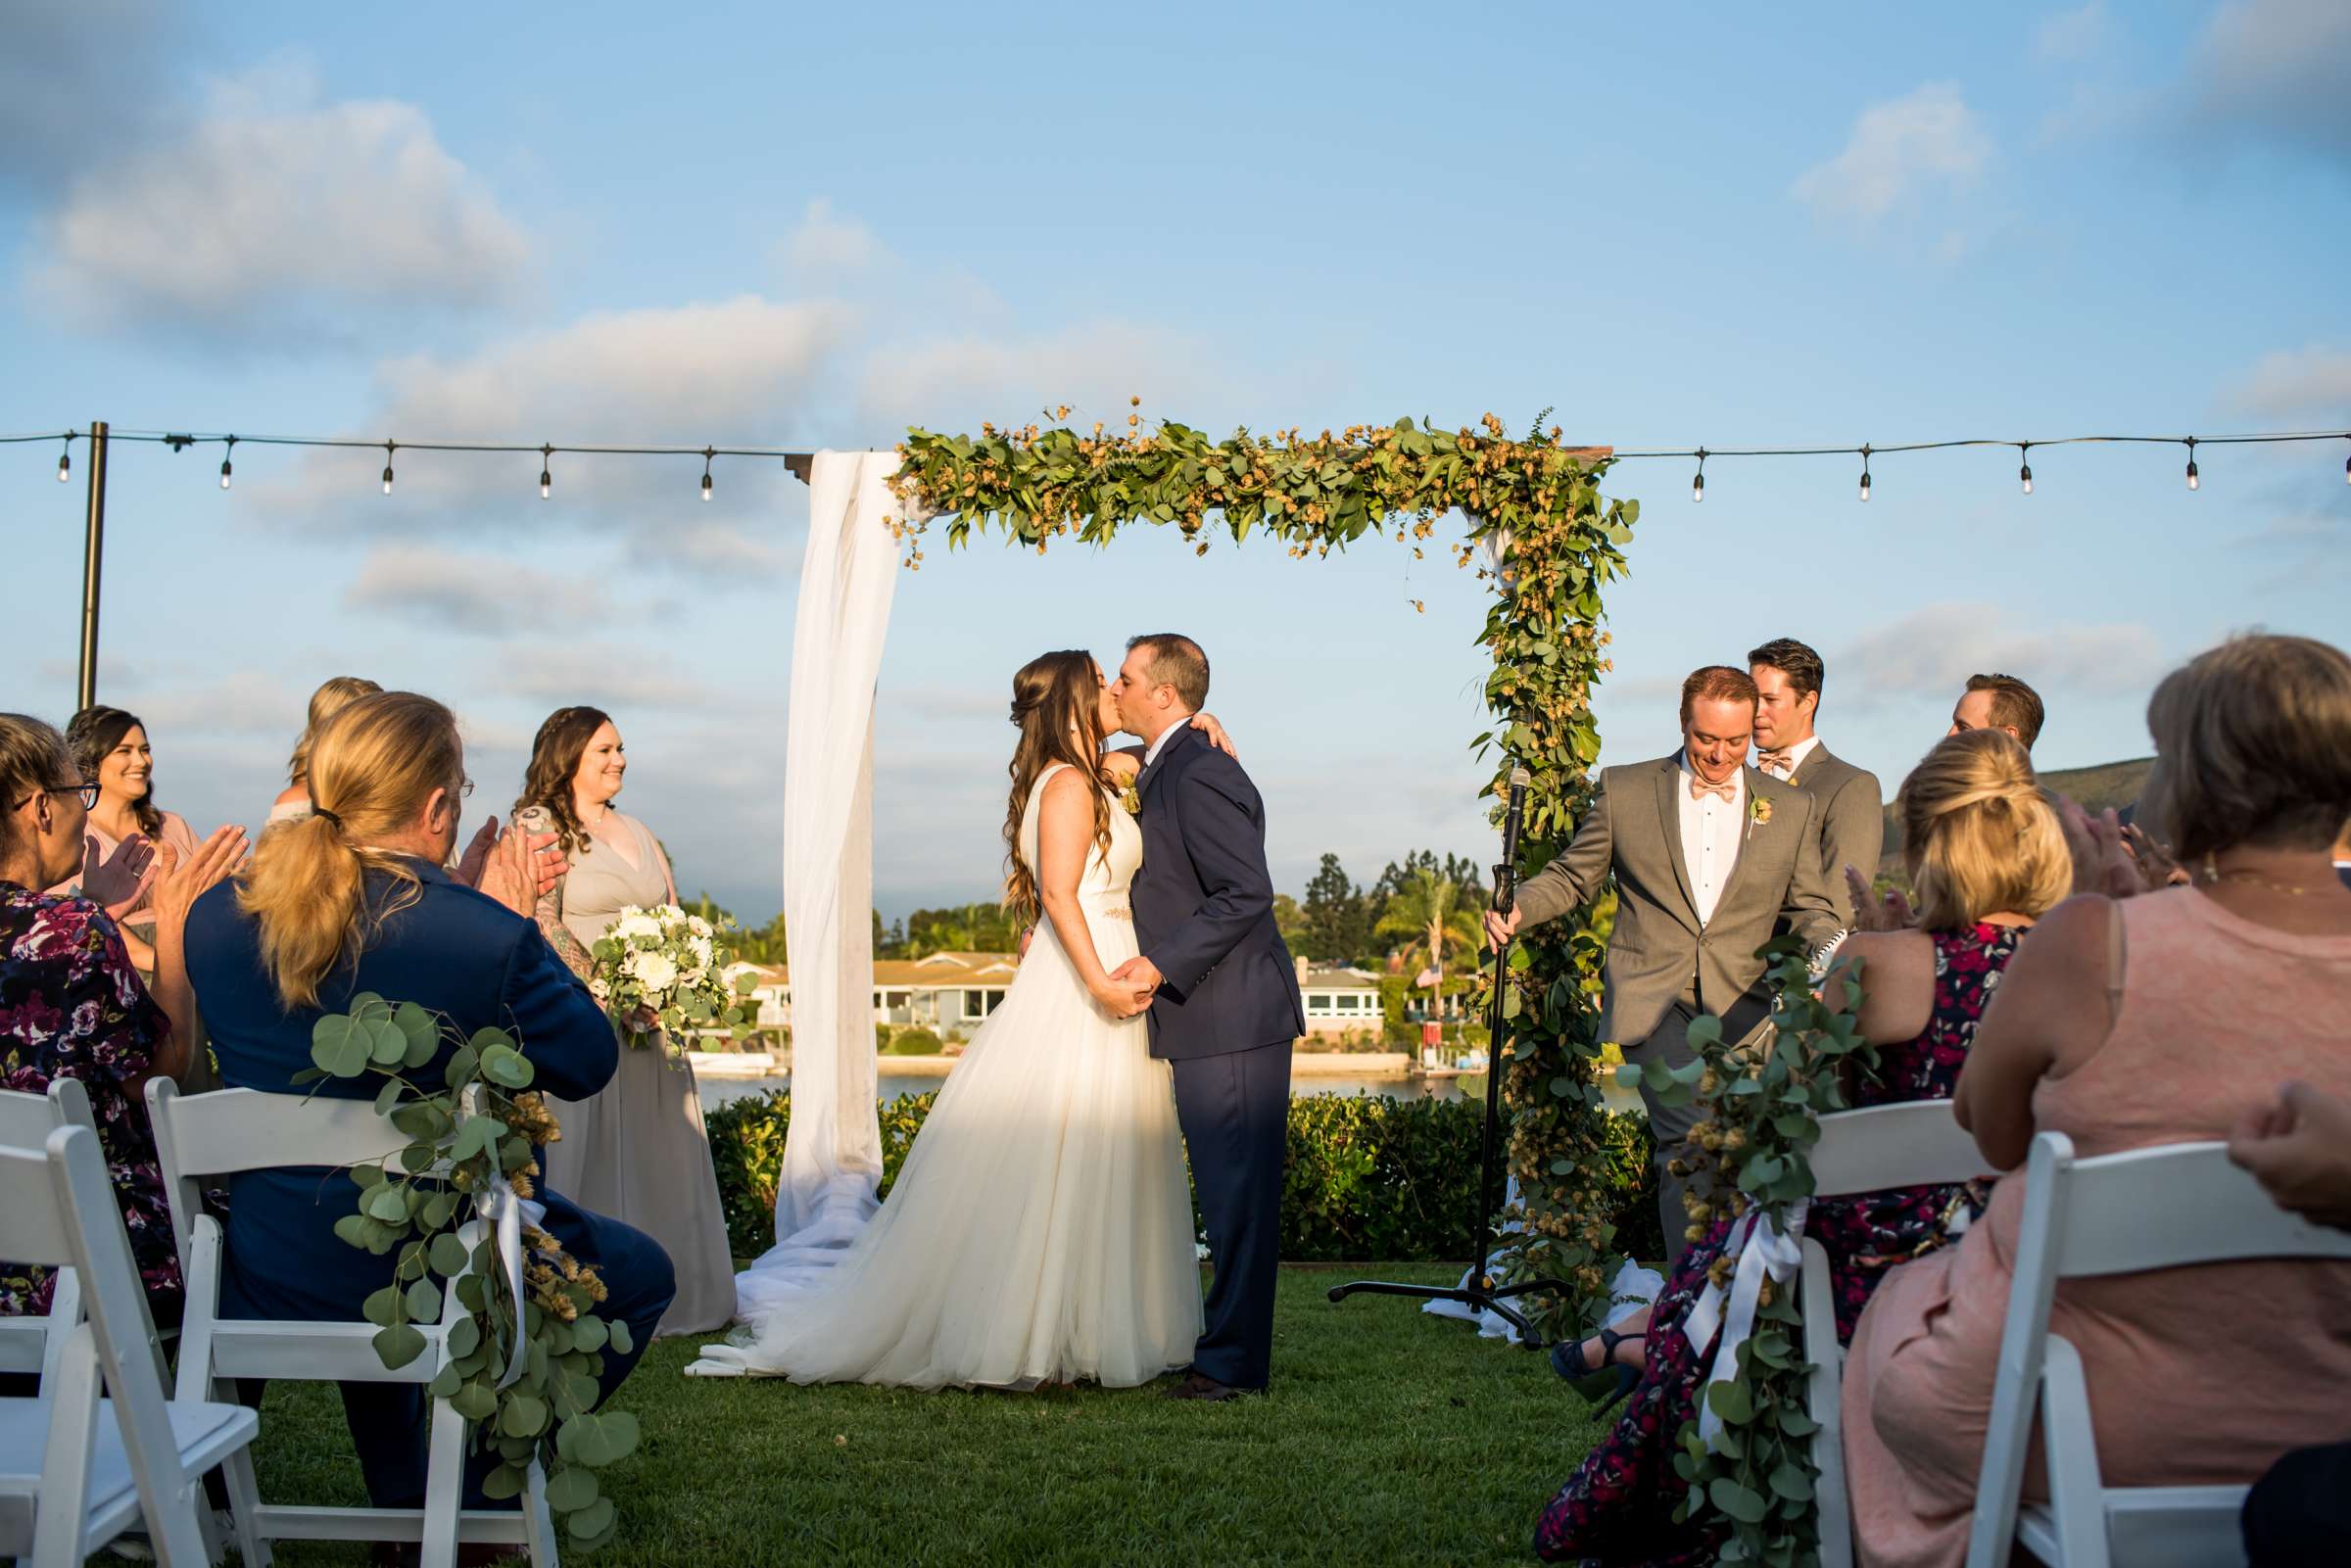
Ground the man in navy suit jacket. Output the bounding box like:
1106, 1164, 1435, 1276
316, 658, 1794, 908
1108, 634, 1304, 1400
187, 856, 676, 1511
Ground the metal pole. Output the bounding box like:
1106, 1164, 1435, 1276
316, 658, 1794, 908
75, 420, 109, 712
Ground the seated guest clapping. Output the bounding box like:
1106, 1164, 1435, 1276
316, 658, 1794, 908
1533, 728, 2068, 1565
51, 705, 202, 975
184, 691, 674, 1514
1, 714, 244, 1329
1844, 634, 2351, 1568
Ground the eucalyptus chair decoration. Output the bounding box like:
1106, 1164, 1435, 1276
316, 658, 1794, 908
891, 405, 1638, 1339
298, 993, 641, 1550
1620, 937, 1878, 1567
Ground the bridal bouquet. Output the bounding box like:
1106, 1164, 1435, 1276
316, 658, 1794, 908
588, 904, 755, 1062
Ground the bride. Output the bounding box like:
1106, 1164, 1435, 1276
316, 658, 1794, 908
688, 649, 1217, 1389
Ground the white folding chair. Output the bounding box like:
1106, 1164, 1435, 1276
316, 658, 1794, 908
1966, 1133, 2351, 1568
1799, 1100, 1992, 1568
0, 1079, 99, 1391
0, 1124, 264, 1567
147, 1079, 558, 1568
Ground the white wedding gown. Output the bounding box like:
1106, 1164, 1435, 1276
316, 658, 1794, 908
688, 763, 1202, 1388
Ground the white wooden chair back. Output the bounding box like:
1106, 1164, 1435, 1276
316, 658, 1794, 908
1965, 1133, 2351, 1568
144, 1078, 557, 1568
0, 1080, 98, 1385
0, 1126, 263, 1567
1802, 1099, 1993, 1568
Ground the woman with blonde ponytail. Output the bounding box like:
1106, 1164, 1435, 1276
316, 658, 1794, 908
266, 675, 382, 827
1536, 728, 2066, 1564
183, 690, 676, 1516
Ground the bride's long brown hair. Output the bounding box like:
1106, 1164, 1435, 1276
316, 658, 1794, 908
1002, 650, 1115, 927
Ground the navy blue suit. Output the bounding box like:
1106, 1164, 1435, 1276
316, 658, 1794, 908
1132, 727, 1304, 1390
184, 860, 675, 1509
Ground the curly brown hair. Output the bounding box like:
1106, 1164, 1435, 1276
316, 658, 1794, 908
1001, 652, 1114, 927
515, 706, 614, 858
67, 705, 163, 839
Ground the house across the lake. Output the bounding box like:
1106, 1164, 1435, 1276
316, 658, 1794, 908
730, 952, 1389, 1041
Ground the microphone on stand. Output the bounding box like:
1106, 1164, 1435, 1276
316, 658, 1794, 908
1494, 763, 1531, 915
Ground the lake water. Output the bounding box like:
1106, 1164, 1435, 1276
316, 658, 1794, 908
699, 1069, 1645, 1117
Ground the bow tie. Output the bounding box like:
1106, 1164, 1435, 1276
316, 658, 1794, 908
1756, 748, 1797, 778
1689, 777, 1738, 803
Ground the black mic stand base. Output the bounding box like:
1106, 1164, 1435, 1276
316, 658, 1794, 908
1327, 864, 1573, 1350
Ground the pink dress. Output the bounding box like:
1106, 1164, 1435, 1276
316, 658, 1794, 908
46, 812, 201, 939
1841, 887, 2351, 1568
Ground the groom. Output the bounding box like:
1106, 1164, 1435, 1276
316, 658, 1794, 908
1108, 633, 1305, 1402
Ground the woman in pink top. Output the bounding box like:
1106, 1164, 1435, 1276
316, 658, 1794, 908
1842, 634, 2351, 1568
51, 706, 200, 974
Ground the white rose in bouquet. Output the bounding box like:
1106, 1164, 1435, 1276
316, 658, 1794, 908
588, 901, 757, 1065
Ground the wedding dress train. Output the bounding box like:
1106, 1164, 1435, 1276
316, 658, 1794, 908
688, 763, 1201, 1388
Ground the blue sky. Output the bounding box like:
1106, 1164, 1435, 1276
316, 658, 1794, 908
5, 0, 2345, 924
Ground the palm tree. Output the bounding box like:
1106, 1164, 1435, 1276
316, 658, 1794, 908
1373, 868, 1482, 1041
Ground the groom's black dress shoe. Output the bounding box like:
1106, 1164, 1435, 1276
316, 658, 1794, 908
1164, 1370, 1251, 1402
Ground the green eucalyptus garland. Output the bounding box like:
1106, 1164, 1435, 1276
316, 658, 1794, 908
298, 993, 641, 1548
1621, 939, 1877, 1566
890, 407, 1637, 1337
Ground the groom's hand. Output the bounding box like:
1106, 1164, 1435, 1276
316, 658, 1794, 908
1109, 955, 1163, 994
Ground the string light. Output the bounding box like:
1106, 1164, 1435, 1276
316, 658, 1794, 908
2019, 443, 2034, 497
381, 440, 396, 497
1858, 445, 1872, 502
701, 447, 714, 501
219, 435, 234, 490
2183, 437, 2199, 492
540, 443, 553, 500
57, 435, 72, 483
1691, 448, 1705, 502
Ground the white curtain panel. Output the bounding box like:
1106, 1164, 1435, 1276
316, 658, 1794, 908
734, 450, 920, 1320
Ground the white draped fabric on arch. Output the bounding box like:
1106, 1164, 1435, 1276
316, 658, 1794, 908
731, 451, 929, 1320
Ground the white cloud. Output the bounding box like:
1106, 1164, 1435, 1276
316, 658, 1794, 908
488, 643, 718, 710
0, 0, 178, 198
2187, 0, 2351, 166
26, 61, 529, 331
343, 544, 614, 633
625, 521, 798, 578
1791, 83, 1991, 225
779, 197, 885, 274
1832, 602, 2166, 707
857, 320, 1225, 435
107, 670, 310, 738
2035, 3, 2113, 63
2229, 344, 2351, 418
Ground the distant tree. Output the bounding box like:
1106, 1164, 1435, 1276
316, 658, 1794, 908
1373, 868, 1482, 1042
690, 893, 788, 966
1300, 853, 1371, 964
1272, 893, 1312, 954
900, 901, 1022, 958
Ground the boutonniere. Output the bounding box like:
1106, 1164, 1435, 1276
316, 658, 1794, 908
1119, 784, 1142, 816
1748, 793, 1771, 841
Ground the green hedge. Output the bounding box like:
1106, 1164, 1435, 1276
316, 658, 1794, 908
704, 1089, 1661, 1266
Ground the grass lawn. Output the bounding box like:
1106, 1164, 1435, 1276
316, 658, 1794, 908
242, 1264, 1606, 1567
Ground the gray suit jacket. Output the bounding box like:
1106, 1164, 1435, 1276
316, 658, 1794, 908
1513, 755, 1844, 1048
1783, 742, 1885, 926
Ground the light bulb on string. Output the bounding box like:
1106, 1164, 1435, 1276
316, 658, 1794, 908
219, 436, 234, 490
701, 447, 715, 501
1858, 445, 1872, 502
2183, 437, 2198, 491
57, 435, 72, 483
2342, 438, 2348, 486
381, 441, 396, 497
2019, 444, 2034, 497
1691, 448, 1706, 502
540, 445, 553, 500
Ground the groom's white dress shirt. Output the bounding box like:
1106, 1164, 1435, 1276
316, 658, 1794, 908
1757, 734, 1822, 780
1142, 724, 1185, 772
1677, 764, 1746, 927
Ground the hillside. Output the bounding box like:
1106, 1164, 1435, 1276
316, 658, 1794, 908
1879, 756, 2154, 872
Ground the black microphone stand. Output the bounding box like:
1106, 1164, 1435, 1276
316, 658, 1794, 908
1327, 767, 1572, 1348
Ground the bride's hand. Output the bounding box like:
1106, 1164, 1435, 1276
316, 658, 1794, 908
1089, 975, 1153, 1019
1188, 711, 1238, 759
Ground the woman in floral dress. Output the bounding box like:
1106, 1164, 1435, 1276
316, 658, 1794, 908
1, 712, 243, 1328
1535, 730, 2070, 1565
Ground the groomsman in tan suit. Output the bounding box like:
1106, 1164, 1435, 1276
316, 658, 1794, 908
1487, 666, 1843, 1266
1749, 638, 1885, 924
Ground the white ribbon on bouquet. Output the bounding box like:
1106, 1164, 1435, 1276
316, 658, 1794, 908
1683, 1198, 1809, 1453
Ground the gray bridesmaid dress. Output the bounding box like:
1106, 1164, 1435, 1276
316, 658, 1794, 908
540, 813, 737, 1335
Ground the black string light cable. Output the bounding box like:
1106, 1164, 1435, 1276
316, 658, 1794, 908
5, 425, 2348, 499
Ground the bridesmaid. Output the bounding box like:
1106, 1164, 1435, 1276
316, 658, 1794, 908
268, 676, 382, 827
515, 706, 735, 1336
53, 705, 201, 975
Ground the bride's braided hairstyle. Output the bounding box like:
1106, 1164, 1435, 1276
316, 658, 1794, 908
1897, 728, 2070, 931
1002, 651, 1115, 927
